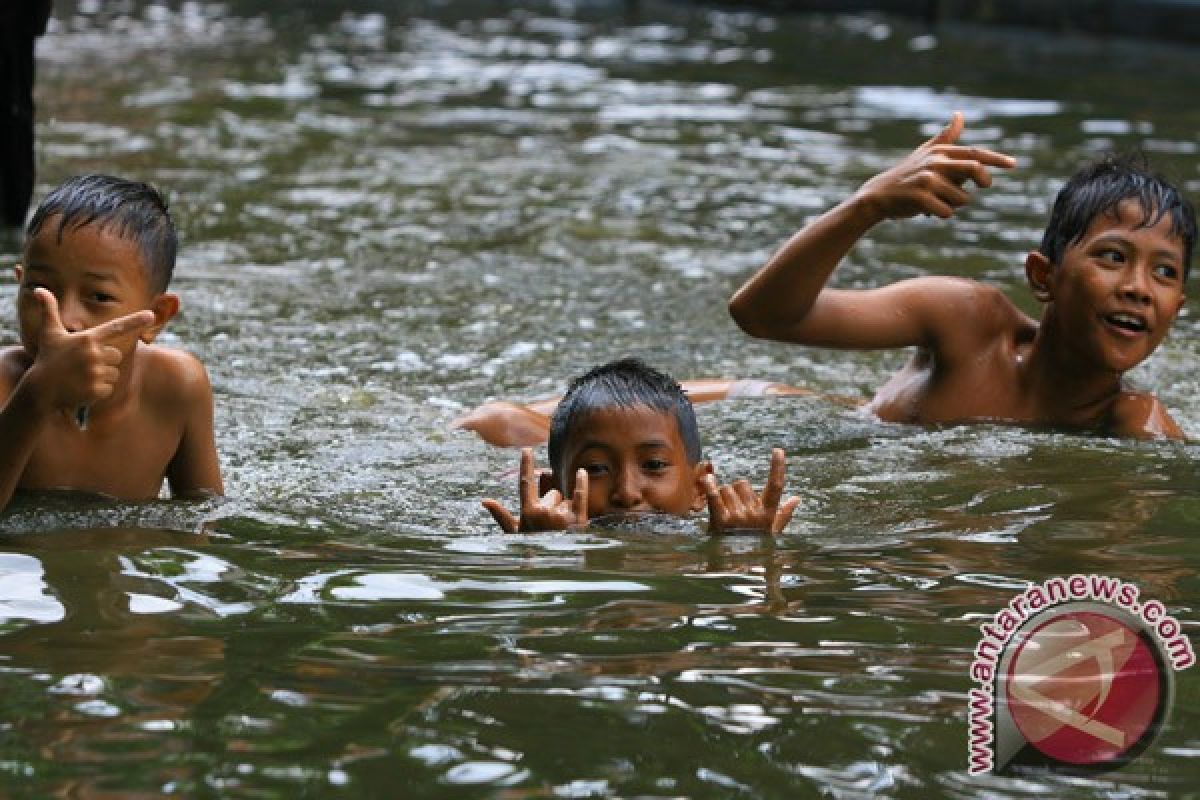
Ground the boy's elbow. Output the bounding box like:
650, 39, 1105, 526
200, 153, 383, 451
728, 296, 766, 338
728, 297, 784, 340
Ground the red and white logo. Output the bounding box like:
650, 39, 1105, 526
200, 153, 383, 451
995, 603, 1170, 772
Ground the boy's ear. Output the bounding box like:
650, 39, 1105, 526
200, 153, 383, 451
1025, 251, 1054, 302
690, 461, 714, 512
142, 292, 180, 343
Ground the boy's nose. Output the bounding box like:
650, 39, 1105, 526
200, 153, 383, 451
608, 469, 646, 510
58, 298, 87, 333
1118, 267, 1152, 303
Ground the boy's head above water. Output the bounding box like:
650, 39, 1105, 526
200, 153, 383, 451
25, 174, 177, 295
547, 357, 707, 517
481, 358, 800, 534
17, 174, 180, 359
1038, 153, 1196, 279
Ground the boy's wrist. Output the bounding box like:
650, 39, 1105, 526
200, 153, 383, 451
844, 190, 887, 229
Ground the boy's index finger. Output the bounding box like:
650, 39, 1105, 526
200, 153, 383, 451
926, 111, 964, 148
88, 309, 157, 342
939, 145, 1018, 170
518, 447, 538, 509
572, 467, 588, 524
761, 448, 786, 511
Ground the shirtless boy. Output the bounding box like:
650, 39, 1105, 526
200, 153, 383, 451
0, 174, 223, 510
729, 112, 1195, 439
481, 358, 800, 534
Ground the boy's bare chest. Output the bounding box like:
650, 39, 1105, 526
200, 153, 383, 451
21, 412, 182, 500
867, 347, 1037, 426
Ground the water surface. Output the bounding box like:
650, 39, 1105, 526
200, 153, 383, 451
2, 1, 1200, 796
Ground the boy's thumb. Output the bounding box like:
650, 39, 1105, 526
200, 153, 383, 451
32, 288, 65, 337
931, 111, 964, 145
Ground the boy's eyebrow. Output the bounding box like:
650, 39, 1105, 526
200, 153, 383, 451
22, 263, 122, 281
1091, 233, 1183, 262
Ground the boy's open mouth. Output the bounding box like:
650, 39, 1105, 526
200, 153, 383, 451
1104, 312, 1149, 333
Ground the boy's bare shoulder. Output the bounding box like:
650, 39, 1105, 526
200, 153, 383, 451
1109, 389, 1185, 440
915, 276, 1031, 351
138, 344, 213, 405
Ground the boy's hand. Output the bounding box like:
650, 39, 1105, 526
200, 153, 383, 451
855, 111, 1017, 222
24, 288, 156, 414
704, 448, 801, 535
482, 447, 589, 533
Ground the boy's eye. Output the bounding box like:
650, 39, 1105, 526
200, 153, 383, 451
1153, 264, 1180, 282
643, 459, 670, 472
90, 292, 117, 304
1097, 248, 1125, 264
583, 463, 609, 476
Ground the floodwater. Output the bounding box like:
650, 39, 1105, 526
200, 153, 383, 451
2, 1, 1200, 796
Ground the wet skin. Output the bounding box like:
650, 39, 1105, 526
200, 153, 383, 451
481, 404, 800, 534
558, 405, 708, 518
730, 112, 1187, 439
0, 219, 223, 508
868, 200, 1186, 434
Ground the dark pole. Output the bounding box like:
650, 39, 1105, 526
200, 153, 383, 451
1, 0, 53, 229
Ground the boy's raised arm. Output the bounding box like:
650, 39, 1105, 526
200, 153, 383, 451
729, 112, 1016, 349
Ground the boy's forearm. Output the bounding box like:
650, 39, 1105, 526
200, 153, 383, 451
0, 380, 51, 511
729, 193, 882, 339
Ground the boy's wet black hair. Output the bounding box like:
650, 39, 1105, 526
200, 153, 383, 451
1039, 154, 1196, 279
26, 174, 177, 293
547, 357, 702, 482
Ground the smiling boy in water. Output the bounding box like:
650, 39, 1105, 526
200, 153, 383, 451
482, 358, 800, 534
0, 174, 223, 510
729, 112, 1194, 439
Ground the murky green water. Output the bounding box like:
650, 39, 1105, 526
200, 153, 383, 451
2, 1, 1200, 796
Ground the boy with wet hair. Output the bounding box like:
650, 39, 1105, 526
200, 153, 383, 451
730, 112, 1194, 439
482, 358, 800, 534
0, 174, 223, 510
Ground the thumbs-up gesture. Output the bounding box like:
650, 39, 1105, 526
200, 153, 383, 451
854, 111, 1017, 222
23, 288, 156, 416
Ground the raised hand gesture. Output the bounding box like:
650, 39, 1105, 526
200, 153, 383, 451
482, 447, 589, 533
23, 287, 156, 416
704, 448, 801, 535
855, 111, 1017, 222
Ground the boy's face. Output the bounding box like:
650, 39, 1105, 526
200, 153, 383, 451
15, 218, 175, 357
557, 404, 708, 519
1031, 199, 1187, 373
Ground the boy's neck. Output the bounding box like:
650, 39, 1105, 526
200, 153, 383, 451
1022, 322, 1124, 424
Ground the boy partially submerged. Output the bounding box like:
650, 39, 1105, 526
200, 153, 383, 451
730, 113, 1195, 439
481, 358, 800, 534
0, 174, 223, 510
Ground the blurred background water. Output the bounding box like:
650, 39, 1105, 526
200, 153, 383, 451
1, 1, 1199, 796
